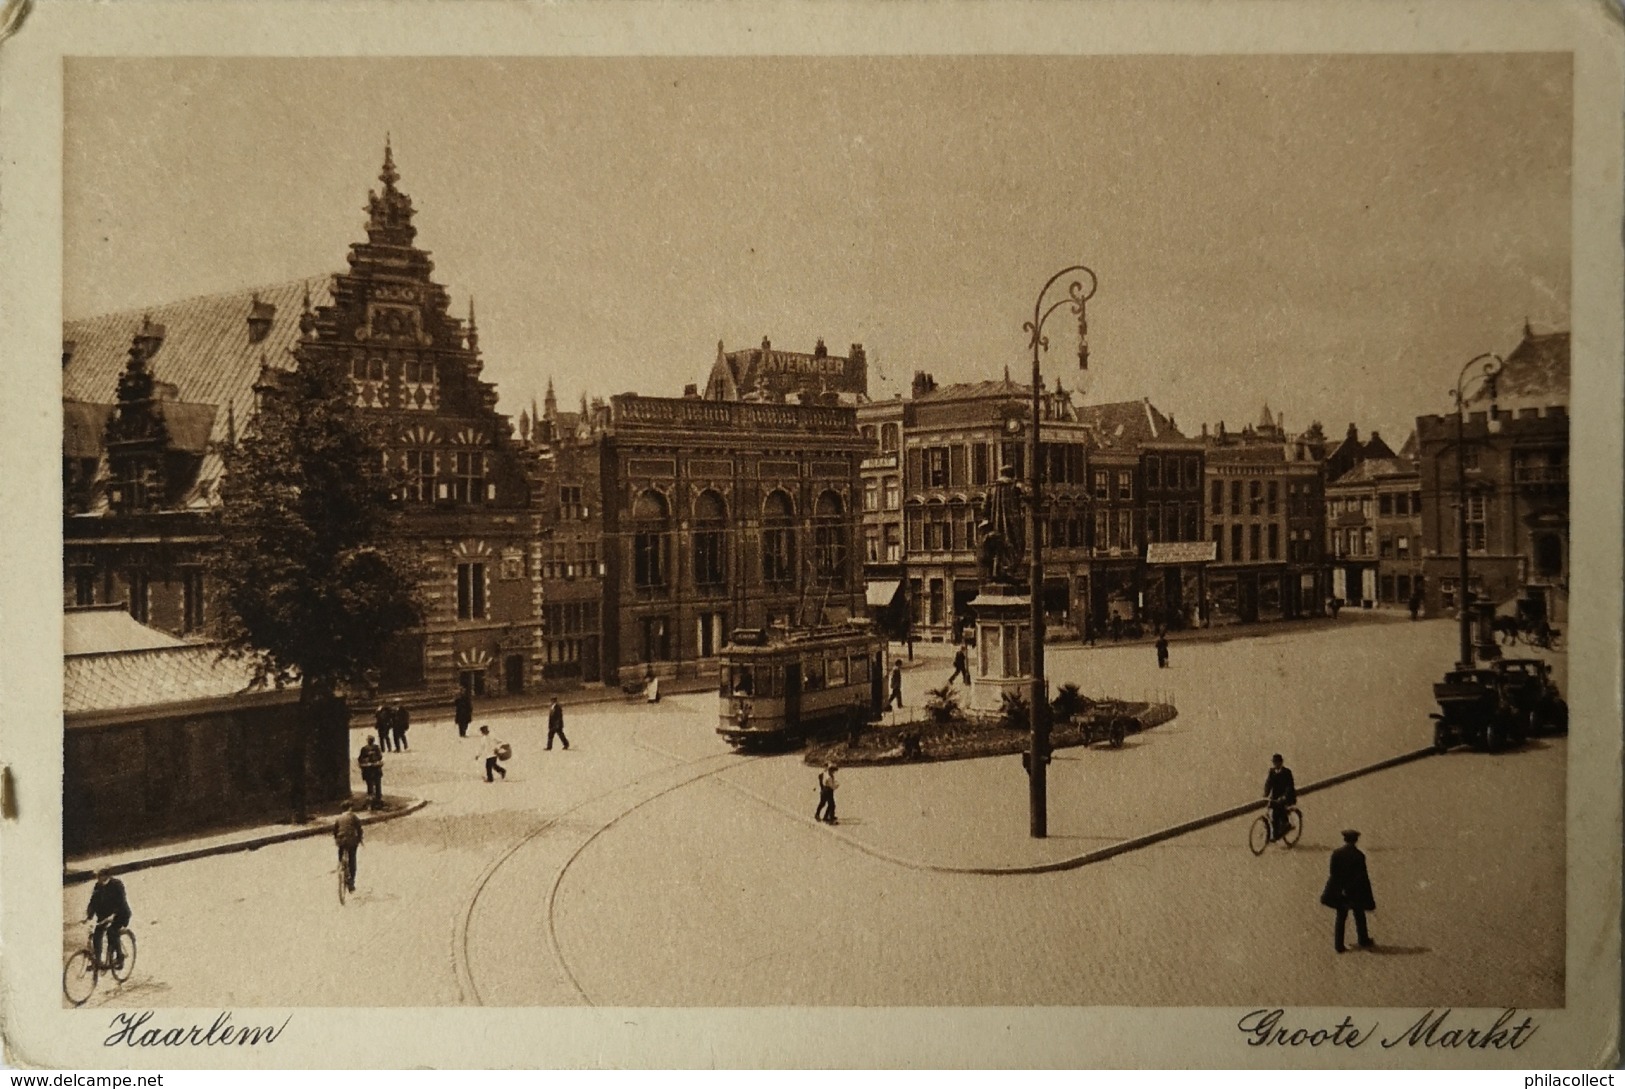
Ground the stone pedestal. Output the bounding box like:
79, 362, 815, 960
967, 586, 1034, 714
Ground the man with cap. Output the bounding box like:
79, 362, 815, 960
1321, 829, 1377, 952
888, 659, 904, 710
357, 734, 385, 809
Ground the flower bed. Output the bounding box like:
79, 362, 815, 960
804, 699, 1177, 766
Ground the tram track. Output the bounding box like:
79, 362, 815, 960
451, 724, 749, 1006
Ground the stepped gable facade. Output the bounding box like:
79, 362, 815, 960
63, 145, 543, 697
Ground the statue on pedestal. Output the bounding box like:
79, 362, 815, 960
976, 464, 1026, 587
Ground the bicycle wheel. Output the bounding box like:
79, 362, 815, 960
337, 864, 347, 906
109, 930, 136, 984
1283, 808, 1303, 847
1247, 815, 1270, 856
63, 949, 97, 1006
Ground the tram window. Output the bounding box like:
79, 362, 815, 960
804, 658, 826, 691
851, 654, 870, 685
730, 665, 755, 696
760, 666, 780, 698
828, 655, 848, 687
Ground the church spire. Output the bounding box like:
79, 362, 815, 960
466, 296, 479, 351
544, 377, 558, 421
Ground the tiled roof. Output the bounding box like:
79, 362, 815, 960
1206, 443, 1287, 464
63, 275, 336, 504
64, 642, 283, 717
63, 400, 112, 459
915, 378, 1030, 402
64, 607, 186, 656
1326, 457, 1417, 486
1469, 328, 1569, 410
1076, 399, 1187, 448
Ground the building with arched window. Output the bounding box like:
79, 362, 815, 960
594, 394, 868, 685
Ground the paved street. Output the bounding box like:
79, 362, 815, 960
65, 615, 1566, 1008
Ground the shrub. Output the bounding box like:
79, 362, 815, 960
1051, 683, 1091, 722
924, 684, 961, 724
999, 689, 1031, 730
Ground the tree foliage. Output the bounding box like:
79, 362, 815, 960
209, 350, 422, 701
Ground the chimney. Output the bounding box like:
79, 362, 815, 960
683, 383, 700, 399
911, 370, 936, 398
814, 338, 827, 358
246, 294, 276, 344
761, 336, 771, 352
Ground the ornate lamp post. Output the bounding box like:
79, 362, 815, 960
1450, 352, 1504, 667
1021, 265, 1097, 838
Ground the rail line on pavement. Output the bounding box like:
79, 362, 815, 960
451, 741, 749, 1006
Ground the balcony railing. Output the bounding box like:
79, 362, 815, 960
1513, 465, 1567, 486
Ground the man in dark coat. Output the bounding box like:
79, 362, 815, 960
1263, 753, 1297, 841
546, 697, 570, 750
332, 801, 364, 893
949, 644, 972, 686
85, 870, 132, 970
391, 699, 410, 751
454, 689, 474, 738
888, 660, 904, 710
373, 704, 392, 750
1155, 632, 1170, 668
357, 735, 385, 809
1321, 829, 1376, 952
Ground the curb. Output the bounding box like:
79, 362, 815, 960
726, 745, 1440, 877
62, 798, 431, 886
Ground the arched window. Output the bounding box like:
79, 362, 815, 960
881, 423, 900, 453
632, 489, 670, 589
693, 489, 727, 588
813, 490, 849, 584
762, 490, 796, 585
861, 425, 878, 448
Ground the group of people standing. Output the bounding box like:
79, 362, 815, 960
373, 700, 411, 752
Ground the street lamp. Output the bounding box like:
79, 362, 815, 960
1450, 352, 1504, 667
1021, 264, 1097, 838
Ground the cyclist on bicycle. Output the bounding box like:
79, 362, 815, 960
333, 800, 364, 893
85, 869, 131, 970
1263, 753, 1297, 842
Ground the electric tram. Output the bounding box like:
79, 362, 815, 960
717, 622, 888, 750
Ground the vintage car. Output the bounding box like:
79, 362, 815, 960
1430, 658, 1567, 753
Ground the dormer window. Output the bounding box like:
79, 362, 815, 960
246, 296, 276, 344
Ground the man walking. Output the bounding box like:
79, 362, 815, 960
546, 697, 570, 750
949, 643, 972, 686
814, 763, 839, 824
357, 735, 385, 809
391, 699, 410, 752
454, 688, 474, 738
332, 801, 363, 893
1155, 631, 1170, 669
373, 703, 391, 750
1262, 753, 1297, 841
888, 659, 904, 710
1408, 588, 1423, 621
477, 725, 508, 783
1321, 829, 1377, 952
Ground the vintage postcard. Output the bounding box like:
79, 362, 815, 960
1, 0, 1619, 1071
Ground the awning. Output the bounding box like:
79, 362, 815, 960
1145, 541, 1218, 565
865, 580, 903, 607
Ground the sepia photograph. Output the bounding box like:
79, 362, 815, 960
1, 0, 1620, 1071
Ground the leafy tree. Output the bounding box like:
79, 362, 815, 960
209, 349, 422, 821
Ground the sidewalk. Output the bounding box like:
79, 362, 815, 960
63, 791, 427, 885
348, 673, 717, 729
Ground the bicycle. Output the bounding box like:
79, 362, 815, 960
336, 845, 359, 906
1248, 804, 1302, 855
62, 922, 136, 1006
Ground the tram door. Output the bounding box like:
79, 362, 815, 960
870, 650, 884, 717
783, 662, 802, 731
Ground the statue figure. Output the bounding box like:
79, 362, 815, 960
977, 464, 1026, 586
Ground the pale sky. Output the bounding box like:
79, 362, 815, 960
64, 54, 1570, 443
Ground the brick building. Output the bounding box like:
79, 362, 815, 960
1417, 326, 1569, 622
593, 394, 869, 685
1203, 444, 1325, 623
63, 145, 543, 697
1324, 447, 1424, 609
856, 398, 908, 635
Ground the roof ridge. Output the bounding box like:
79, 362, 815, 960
63, 273, 335, 327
